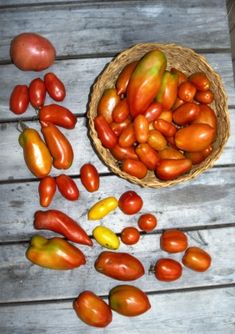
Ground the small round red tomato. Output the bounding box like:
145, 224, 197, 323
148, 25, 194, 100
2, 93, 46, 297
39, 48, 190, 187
38, 176, 56, 207
155, 258, 182, 281
119, 123, 136, 147
188, 72, 210, 91
29, 78, 46, 109
80, 163, 99, 192
97, 88, 120, 123
10, 85, 29, 114
138, 214, 157, 232
133, 114, 149, 143
160, 229, 188, 253
194, 90, 214, 104
44, 72, 66, 102
178, 81, 196, 102
121, 227, 140, 245
144, 102, 162, 122
182, 247, 211, 272
95, 115, 117, 149
122, 159, 147, 179
56, 174, 79, 201
111, 144, 138, 161
112, 98, 129, 123
118, 191, 143, 215
73, 291, 112, 328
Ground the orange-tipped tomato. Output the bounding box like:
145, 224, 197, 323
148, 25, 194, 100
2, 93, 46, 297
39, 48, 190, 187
172, 102, 200, 125
133, 114, 149, 143
158, 147, 185, 160
156, 70, 178, 110
122, 158, 148, 179
158, 110, 173, 123
170, 68, 187, 85
97, 88, 120, 123
136, 143, 160, 170
178, 81, 196, 102
156, 158, 192, 180
188, 72, 210, 91
116, 61, 138, 95
38, 176, 56, 207
147, 129, 167, 151
182, 247, 212, 272
160, 229, 188, 253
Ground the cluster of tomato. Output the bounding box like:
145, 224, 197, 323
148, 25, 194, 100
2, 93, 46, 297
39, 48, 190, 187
94, 49, 217, 181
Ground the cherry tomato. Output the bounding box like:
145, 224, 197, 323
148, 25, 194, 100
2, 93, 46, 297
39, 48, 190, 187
178, 81, 196, 102
154, 258, 182, 281
116, 61, 138, 95
194, 90, 214, 104
158, 110, 173, 123
147, 129, 167, 151
73, 291, 112, 328
118, 123, 136, 147
44, 72, 66, 101
97, 88, 120, 123
110, 118, 131, 137
136, 143, 160, 170
138, 214, 157, 232
172, 97, 185, 110
182, 247, 212, 272
122, 158, 147, 179
173, 102, 200, 125
39, 104, 77, 129
118, 191, 143, 215
38, 176, 56, 207
80, 163, 99, 192
110, 144, 138, 161
158, 147, 185, 160
133, 115, 149, 143
188, 72, 210, 91
153, 119, 176, 137
112, 98, 129, 123
170, 68, 187, 85
29, 78, 46, 109
144, 102, 162, 122
94, 115, 117, 149
156, 158, 192, 180
121, 227, 140, 245
175, 123, 215, 152
192, 104, 217, 130
56, 174, 79, 201
10, 85, 29, 114
185, 145, 213, 164
160, 229, 188, 253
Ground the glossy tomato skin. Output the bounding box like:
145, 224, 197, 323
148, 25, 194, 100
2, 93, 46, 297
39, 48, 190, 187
154, 119, 176, 137
144, 102, 162, 122
39, 104, 77, 129
155, 258, 182, 281
110, 118, 131, 137
138, 214, 157, 232
29, 78, 46, 109
118, 191, 143, 215
172, 102, 200, 125
95, 251, 145, 281
109, 285, 151, 316
111, 144, 138, 161
147, 129, 167, 151
192, 104, 217, 130
182, 247, 211, 272
121, 227, 140, 245
74, 291, 112, 328
119, 123, 136, 147
92, 225, 120, 250
185, 145, 213, 164
56, 174, 79, 201
122, 158, 148, 179
97, 88, 120, 123
133, 115, 149, 143
38, 176, 56, 207
160, 229, 188, 253
44, 73, 66, 101
156, 159, 192, 180
80, 163, 99, 192
175, 123, 215, 152
178, 81, 196, 102
188, 72, 210, 91
10, 85, 29, 114
194, 90, 214, 104
158, 147, 185, 160
94, 115, 117, 149
156, 70, 178, 110
88, 197, 118, 220
116, 61, 138, 95
159, 110, 173, 123
112, 98, 129, 123
136, 143, 160, 170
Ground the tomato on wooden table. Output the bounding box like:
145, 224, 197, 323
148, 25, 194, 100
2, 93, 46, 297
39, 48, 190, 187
80, 163, 99, 192
44, 72, 66, 101
39, 104, 77, 129
138, 213, 157, 232
38, 176, 56, 207
160, 229, 188, 253
56, 174, 79, 201
29, 78, 46, 109
10, 85, 29, 114
121, 227, 140, 245
182, 247, 212, 272
118, 191, 143, 215
154, 258, 182, 281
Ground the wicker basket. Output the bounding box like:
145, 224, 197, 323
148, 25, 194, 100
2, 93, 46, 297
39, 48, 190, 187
87, 43, 230, 188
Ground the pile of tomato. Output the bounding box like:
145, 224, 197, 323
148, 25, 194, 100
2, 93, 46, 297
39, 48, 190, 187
94, 49, 217, 181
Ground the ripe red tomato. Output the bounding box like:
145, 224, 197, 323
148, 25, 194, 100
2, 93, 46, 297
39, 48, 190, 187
153, 119, 176, 137
136, 143, 160, 170
120, 227, 140, 245
144, 102, 162, 122
118, 191, 143, 215
118, 123, 136, 147
38, 176, 56, 207
147, 129, 167, 151
44, 72, 66, 101
122, 158, 148, 179
172, 102, 200, 125
194, 90, 214, 104
188, 72, 210, 91
158, 111, 173, 123
182, 247, 212, 272
94, 115, 117, 149
116, 61, 138, 95
178, 81, 196, 102
56, 174, 79, 201
112, 98, 129, 123
192, 104, 217, 130
185, 145, 213, 164
97, 88, 120, 123
80, 163, 99, 192
155, 258, 182, 281
29, 78, 46, 109
74, 291, 112, 328
158, 148, 185, 160
10, 85, 29, 114
138, 214, 157, 232
156, 158, 192, 180
160, 229, 188, 253
133, 115, 149, 143
111, 145, 138, 161
110, 118, 131, 137
39, 104, 77, 129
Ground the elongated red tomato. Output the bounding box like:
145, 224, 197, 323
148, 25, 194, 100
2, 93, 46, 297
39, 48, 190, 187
97, 88, 120, 123
94, 115, 117, 149
56, 174, 79, 200
112, 98, 129, 123
29, 78, 46, 109
10, 85, 29, 114
173, 102, 200, 125
182, 247, 211, 272
192, 104, 217, 130
178, 81, 196, 102
194, 90, 214, 104
44, 72, 66, 101
122, 158, 148, 179
39, 104, 77, 129
119, 123, 136, 147
136, 143, 160, 170
154, 119, 176, 137
147, 129, 167, 151
144, 102, 162, 122
160, 229, 188, 253
110, 118, 131, 137
133, 115, 149, 143
158, 148, 185, 160
155, 258, 182, 281
185, 145, 213, 164
110, 144, 138, 161
116, 61, 138, 95
156, 70, 178, 110
38, 176, 56, 207
156, 159, 192, 180
175, 123, 215, 152
80, 163, 99, 192
188, 72, 210, 91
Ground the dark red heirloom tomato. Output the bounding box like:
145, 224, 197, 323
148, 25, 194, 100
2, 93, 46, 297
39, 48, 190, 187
121, 227, 140, 245
94, 115, 117, 149
56, 174, 79, 201
80, 163, 99, 192
160, 229, 188, 253
178, 81, 197, 102
182, 247, 212, 272
122, 158, 148, 179
118, 191, 143, 215
138, 214, 157, 232
38, 176, 56, 207
10, 85, 29, 114
44, 72, 66, 101
29, 78, 46, 109
155, 258, 182, 281
74, 291, 112, 328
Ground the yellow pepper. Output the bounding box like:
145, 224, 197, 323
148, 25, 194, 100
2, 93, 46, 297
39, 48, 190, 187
92, 226, 120, 250
88, 196, 118, 220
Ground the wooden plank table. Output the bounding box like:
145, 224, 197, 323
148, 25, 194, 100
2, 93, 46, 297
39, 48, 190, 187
0, 1, 235, 333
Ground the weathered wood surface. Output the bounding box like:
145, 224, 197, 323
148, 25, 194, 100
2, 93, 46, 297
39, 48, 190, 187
0, 228, 234, 303
0, 0, 230, 63
0, 53, 234, 121
0, 287, 235, 334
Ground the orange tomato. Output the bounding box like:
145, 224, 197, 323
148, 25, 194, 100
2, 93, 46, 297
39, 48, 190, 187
159, 110, 173, 122
158, 147, 185, 160
194, 90, 214, 104
97, 88, 120, 123
136, 143, 160, 170
156, 158, 192, 180
172, 102, 200, 125
147, 129, 167, 151
154, 119, 177, 137
119, 123, 136, 147
122, 158, 147, 179
188, 72, 210, 91
112, 98, 129, 123
171, 68, 187, 85
182, 247, 211, 272
172, 97, 185, 111
178, 81, 196, 102
133, 115, 149, 143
